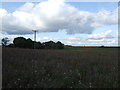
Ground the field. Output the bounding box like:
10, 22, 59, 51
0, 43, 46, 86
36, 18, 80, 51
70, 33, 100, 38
2, 47, 118, 88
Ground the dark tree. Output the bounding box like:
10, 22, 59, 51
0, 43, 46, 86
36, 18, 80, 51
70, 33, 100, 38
1, 37, 10, 46
7, 43, 14, 47
43, 41, 64, 49
56, 41, 64, 49
13, 37, 27, 48
12, 37, 64, 49
26, 38, 34, 49
100, 45, 105, 48
43, 41, 56, 49
35, 42, 44, 49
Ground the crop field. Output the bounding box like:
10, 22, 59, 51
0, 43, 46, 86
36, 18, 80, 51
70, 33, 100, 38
2, 47, 118, 88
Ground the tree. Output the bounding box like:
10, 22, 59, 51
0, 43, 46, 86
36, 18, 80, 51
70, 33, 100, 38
43, 41, 56, 49
43, 41, 64, 49
12, 37, 64, 49
13, 37, 27, 48
35, 42, 44, 49
1, 37, 10, 46
26, 38, 34, 49
8, 43, 14, 47
100, 45, 105, 48
56, 41, 64, 49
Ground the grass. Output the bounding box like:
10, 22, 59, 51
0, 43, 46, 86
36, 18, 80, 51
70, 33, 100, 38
2, 47, 118, 88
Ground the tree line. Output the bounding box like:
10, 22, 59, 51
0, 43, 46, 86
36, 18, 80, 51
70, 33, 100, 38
1, 37, 64, 49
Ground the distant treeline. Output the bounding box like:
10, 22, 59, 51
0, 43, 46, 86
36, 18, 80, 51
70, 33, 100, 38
2, 37, 64, 49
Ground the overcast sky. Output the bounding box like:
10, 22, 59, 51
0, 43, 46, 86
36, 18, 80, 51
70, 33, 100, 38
0, 0, 119, 46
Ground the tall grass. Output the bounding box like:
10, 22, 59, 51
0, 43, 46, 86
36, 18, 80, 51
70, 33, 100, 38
2, 47, 118, 88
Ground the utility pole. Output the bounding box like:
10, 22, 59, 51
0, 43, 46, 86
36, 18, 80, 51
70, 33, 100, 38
32, 30, 38, 87
32, 30, 38, 49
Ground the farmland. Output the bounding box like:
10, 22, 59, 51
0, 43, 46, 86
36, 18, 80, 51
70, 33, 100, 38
2, 47, 118, 88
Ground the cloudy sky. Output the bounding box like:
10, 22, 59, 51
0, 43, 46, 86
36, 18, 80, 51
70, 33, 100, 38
0, 0, 119, 46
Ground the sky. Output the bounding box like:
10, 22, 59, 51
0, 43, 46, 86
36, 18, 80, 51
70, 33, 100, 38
0, 0, 119, 46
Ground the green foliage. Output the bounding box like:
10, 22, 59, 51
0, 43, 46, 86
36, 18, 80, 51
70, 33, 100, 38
13, 37, 27, 48
7, 43, 14, 47
1, 37, 10, 46
56, 41, 64, 49
26, 38, 34, 49
34, 41, 44, 49
43, 41, 64, 49
100, 45, 105, 48
12, 37, 64, 49
43, 41, 55, 49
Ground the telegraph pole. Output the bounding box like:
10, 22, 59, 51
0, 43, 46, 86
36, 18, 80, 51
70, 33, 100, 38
32, 30, 38, 87
32, 30, 38, 49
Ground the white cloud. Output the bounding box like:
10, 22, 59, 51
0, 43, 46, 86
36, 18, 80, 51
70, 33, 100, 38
0, 29, 117, 46
93, 9, 118, 25
37, 37, 53, 42
0, 0, 118, 35
61, 30, 116, 45
91, 23, 102, 27
60, 30, 117, 45
0, 9, 8, 17
88, 30, 114, 40
62, 38, 117, 46
17, 3, 35, 12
